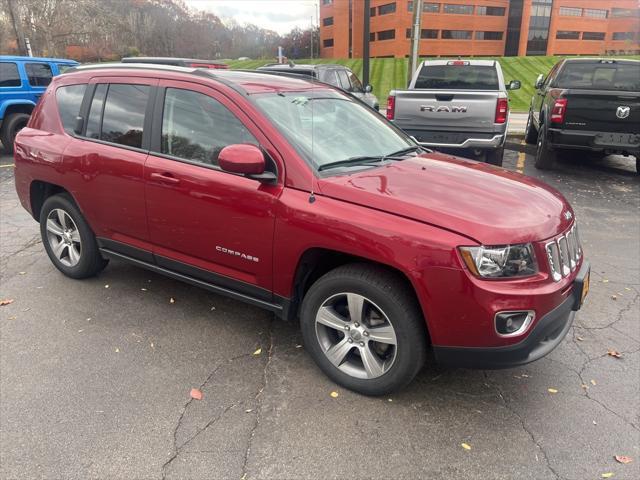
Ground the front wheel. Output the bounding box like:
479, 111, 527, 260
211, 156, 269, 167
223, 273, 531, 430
534, 124, 556, 170
300, 264, 428, 396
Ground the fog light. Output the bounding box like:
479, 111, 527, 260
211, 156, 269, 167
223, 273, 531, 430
495, 311, 535, 337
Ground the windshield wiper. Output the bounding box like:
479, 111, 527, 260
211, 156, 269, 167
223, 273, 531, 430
386, 145, 429, 157
317, 156, 386, 171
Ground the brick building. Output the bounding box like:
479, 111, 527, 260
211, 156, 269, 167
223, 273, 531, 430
319, 0, 640, 58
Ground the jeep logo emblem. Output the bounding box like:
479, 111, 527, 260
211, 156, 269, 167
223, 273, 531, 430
420, 105, 468, 113
616, 106, 630, 119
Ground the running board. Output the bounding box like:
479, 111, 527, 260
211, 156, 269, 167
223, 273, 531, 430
99, 248, 284, 314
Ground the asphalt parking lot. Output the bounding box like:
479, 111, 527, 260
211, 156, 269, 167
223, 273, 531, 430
1, 146, 638, 480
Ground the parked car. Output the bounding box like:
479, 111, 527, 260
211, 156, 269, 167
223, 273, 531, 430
121, 57, 228, 69
525, 58, 639, 173
387, 59, 521, 166
257, 62, 380, 110
0, 55, 78, 153
14, 64, 589, 395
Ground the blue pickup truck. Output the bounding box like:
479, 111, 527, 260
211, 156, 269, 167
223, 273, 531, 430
0, 55, 78, 153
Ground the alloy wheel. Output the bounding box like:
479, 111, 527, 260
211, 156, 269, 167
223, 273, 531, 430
315, 292, 398, 379
46, 208, 82, 267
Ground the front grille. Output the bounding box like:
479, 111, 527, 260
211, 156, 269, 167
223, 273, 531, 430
545, 223, 583, 282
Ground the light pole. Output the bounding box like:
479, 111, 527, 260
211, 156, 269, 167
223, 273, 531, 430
363, 0, 370, 87
409, 0, 424, 84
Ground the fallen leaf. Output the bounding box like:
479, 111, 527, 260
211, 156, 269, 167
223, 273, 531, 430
614, 455, 632, 464
104, 284, 109, 288
210, 306, 216, 311
169, 297, 175, 304
77, 329, 84, 333
624, 287, 631, 291
245, 409, 253, 413
190, 388, 203, 400
607, 350, 622, 359
591, 379, 597, 386
576, 336, 584, 341
8, 316, 16, 320
388, 398, 393, 402
0, 299, 14, 306
19, 271, 26, 275
602, 279, 609, 283
521, 374, 530, 378
86, 317, 92, 321
253, 348, 262, 356
115, 348, 119, 353
601, 473, 614, 478
141, 288, 147, 291
330, 391, 339, 398
461, 443, 472, 450
593, 420, 597, 425
295, 344, 302, 348
581, 384, 588, 389
611, 295, 617, 300
548, 388, 558, 394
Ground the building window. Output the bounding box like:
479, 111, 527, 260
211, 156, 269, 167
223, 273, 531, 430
378, 3, 396, 15
556, 31, 580, 40
408, 2, 439, 12
584, 9, 608, 19
505, 0, 524, 56
443, 4, 473, 14
370, 32, 376, 41
612, 32, 635, 41
421, 29, 439, 39
323, 38, 334, 47
476, 6, 505, 16
582, 32, 606, 40
559, 7, 582, 17
322, 17, 333, 27
322, 0, 332, 5
442, 30, 472, 39
611, 8, 640, 17
526, 1, 553, 55
377, 29, 396, 41
476, 31, 503, 40
370, 7, 376, 17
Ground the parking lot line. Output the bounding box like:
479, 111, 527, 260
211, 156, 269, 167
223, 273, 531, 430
516, 139, 526, 173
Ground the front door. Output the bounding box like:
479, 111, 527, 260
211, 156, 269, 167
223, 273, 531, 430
144, 80, 282, 298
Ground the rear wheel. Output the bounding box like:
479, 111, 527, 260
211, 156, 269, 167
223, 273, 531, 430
40, 194, 108, 279
485, 147, 504, 167
534, 124, 556, 170
300, 263, 427, 396
524, 110, 538, 145
1, 113, 30, 154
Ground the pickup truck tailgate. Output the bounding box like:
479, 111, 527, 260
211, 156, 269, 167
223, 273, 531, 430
563, 90, 640, 134
393, 90, 500, 131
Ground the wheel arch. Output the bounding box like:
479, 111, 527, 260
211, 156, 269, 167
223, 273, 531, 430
1, 101, 36, 119
29, 180, 71, 221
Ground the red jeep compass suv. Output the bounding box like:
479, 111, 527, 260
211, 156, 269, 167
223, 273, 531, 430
13, 64, 589, 395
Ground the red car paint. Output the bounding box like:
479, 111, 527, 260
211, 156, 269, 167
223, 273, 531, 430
14, 67, 584, 354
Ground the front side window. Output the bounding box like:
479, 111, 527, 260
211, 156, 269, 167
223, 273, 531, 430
160, 88, 257, 166
101, 84, 149, 148
0, 62, 21, 87
336, 70, 352, 91
56, 84, 87, 134
25, 63, 52, 87
348, 72, 364, 92
253, 91, 412, 171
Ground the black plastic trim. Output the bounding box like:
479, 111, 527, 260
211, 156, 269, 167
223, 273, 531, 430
96, 238, 154, 263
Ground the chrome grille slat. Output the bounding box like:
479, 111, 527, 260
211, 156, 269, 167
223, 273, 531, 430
546, 222, 583, 282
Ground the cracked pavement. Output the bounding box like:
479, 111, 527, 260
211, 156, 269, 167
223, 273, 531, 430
1, 148, 639, 479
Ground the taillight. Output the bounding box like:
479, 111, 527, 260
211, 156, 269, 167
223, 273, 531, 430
550, 98, 567, 124
386, 95, 395, 120
495, 98, 508, 124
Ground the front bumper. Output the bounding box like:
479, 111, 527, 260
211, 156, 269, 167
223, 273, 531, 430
432, 261, 589, 369
548, 128, 640, 155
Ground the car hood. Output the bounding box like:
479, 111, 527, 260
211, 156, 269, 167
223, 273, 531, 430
317, 152, 573, 245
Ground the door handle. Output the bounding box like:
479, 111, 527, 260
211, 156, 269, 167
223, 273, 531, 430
150, 172, 180, 185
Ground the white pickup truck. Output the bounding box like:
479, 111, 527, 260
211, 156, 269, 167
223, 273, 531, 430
386, 59, 521, 166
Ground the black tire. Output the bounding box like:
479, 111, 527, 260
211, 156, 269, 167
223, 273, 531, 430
300, 263, 428, 396
485, 147, 504, 167
534, 123, 556, 170
0, 112, 30, 154
524, 110, 538, 145
39, 194, 108, 279
635, 156, 639, 175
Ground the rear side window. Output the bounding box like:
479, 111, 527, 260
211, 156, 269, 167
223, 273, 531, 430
160, 88, 257, 166
414, 65, 499, 90
85, 84, 107, 140
0, 63, 21, 87
555, 62, 640, 91
25, 63, 52, 87
56, 84, 87, 134
100, 84, 149, 148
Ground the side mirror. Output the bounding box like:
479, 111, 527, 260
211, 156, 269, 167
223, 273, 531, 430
507, 80, 521, 91
534, 74, 545, 89
218, 144, 275, 182
73, 116, 84, 135
364, 84, 373, 93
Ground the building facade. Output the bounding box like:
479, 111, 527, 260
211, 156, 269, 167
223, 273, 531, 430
319, 0, 640, 58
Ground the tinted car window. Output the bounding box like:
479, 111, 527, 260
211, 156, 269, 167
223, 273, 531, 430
414, 65, 499, 90
555, 63, 640, 91
56, 84, 87, 134
318, 69, 339, 86
160, 88, 257, 166
101, 84, 149, 148
348, 72, 364, 92
336, 70, 352, 91
85, 84, 107, 139
25, 63, 53, 87
0, 62, 21, 87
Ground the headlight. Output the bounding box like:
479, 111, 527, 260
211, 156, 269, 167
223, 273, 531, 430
459, 244, 538, 278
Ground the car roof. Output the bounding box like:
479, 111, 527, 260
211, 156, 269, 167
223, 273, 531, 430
121, 57, 226, 65
65, 63, 335, 94
258, 63, 345, 71
561, 57, 640, 64
421, 59, 497, 67
0, 55, 78, 64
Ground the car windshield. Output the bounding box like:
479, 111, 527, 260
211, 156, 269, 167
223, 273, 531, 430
555, 62, 640, 91
253, 90, 413, 170
414, 65, 499, 90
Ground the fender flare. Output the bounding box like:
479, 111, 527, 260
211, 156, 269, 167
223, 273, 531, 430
0, 100, 37, 119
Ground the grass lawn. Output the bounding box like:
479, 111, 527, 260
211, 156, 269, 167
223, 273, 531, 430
227, 55, 640, 112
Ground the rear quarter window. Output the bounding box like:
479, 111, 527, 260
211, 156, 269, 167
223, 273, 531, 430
414, 65, 499, 90
0, 62, 21, 87
556, 63, 640, 91
56, 84, 87, 134
25, 62, 53, 87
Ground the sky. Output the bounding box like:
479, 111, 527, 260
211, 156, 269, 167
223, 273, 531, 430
185, 1, 319, 35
